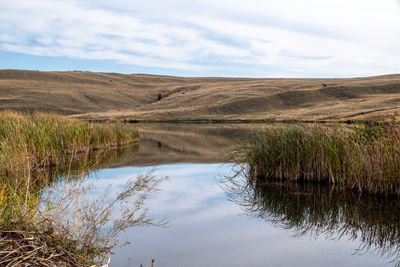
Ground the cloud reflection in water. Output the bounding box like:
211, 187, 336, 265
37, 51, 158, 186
82, 163, 396, 267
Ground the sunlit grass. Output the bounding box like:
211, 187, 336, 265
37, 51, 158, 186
301, 87, 320, 91
272, 90, 282, 95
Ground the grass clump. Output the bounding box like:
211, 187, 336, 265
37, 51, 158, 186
0, 111, 138, 184
232, 120, 400, 195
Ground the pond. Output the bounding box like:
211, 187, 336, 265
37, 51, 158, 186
56, 124, 400, 266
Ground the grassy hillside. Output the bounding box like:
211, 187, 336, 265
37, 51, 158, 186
1, 69, 400, 121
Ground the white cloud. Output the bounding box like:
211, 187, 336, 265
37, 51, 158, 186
0, 0, 399, 76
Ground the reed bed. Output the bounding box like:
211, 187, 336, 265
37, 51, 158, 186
0, 111, 138, 185
0, 111, 146, 266
232, 120, 400, 195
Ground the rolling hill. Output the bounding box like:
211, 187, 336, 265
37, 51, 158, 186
1, 69, 400, 121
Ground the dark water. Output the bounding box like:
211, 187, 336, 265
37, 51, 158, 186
68, 124, 400, 266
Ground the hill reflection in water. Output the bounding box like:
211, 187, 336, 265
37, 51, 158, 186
109, 123, 258, 166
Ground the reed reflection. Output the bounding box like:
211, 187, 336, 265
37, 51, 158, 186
224, 171, 400, 264
54, 144, 139, 178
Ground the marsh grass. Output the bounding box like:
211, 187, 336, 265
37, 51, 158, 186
0, 111, 157, 266
0, 111, 138, 185
232, 120, 400, 195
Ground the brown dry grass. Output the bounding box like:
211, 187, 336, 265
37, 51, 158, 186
1, 69, 400, 121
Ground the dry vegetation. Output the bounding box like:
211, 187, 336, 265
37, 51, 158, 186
0, 112, 154, 266
232, 121, 400, 196
1, 69, 400, 121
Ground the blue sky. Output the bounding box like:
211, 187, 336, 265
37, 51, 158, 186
1, 0, 400, 77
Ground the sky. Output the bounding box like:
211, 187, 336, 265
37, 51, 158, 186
0, 0, 399, 77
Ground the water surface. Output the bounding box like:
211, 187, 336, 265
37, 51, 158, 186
64, 124, 400, 266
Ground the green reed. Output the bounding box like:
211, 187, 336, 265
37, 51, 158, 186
0, 111, 144, 266
232, 121, 400, 195
0, 111, 138, 184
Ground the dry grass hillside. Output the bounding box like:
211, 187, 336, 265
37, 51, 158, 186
1, 69, 400, 121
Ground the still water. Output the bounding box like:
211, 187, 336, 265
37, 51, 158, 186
70, 124, 400, 266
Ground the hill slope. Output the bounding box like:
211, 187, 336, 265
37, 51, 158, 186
1, 69, 400, 121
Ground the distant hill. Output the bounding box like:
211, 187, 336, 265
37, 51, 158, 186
1, 69, 400, 121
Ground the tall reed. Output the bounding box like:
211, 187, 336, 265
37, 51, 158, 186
0, 111, 138, 185
0, 111, 144, 266
232, 121, 400, 195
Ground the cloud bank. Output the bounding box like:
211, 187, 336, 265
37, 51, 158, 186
0, 0, 399, 77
